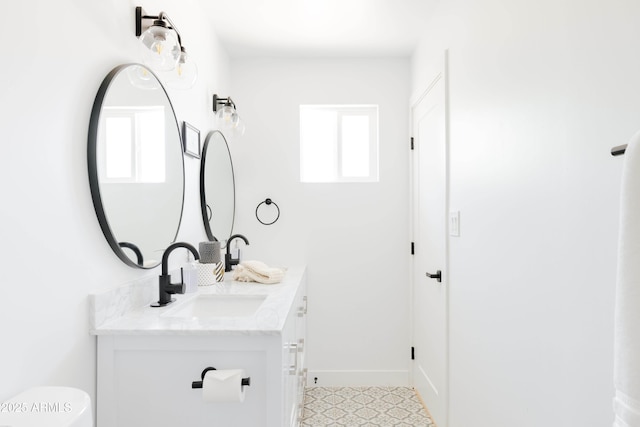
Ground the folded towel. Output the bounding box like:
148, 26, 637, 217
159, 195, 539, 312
232, 260, 286, 284
614, 130, 640, 427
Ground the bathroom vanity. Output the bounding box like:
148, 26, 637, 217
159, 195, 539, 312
91, 267, 307, 427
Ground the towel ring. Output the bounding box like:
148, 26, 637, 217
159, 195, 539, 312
256, 198, 280, 225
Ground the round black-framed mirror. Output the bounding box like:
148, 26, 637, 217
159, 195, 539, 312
88, 64, 185, 269
200, 130, 235, 242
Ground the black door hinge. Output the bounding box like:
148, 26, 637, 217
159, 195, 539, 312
411, 242, 415, 255
411, 137, 414, 150
411, 346, 415, 360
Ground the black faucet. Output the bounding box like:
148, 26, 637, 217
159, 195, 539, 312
225, 234, 250, 272
151, 242, 200, 307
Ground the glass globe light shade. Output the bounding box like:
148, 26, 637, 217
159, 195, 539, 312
216, 105, 237, 127
232, 118, 246, 137
164, 48, 198, 90
126, 65, 161, 90
139, 22, 179, 71
215, 106, 245, 137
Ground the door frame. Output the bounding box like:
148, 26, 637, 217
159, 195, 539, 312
409, 49, 450, 425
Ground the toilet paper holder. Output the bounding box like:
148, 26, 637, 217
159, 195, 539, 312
191, 367, 251, 389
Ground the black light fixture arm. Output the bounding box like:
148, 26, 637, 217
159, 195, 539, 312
158, 12, 183, 47
212, 94, 237, 112
136, 6, 184, 48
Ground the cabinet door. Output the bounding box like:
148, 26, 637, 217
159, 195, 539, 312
283, 284, 308, 427
282, 305, 298, 426
100, 335, 281, 427
116, 350, 266, 427
292, 290, 308, 425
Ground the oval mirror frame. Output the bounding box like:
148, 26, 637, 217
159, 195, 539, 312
88, 64, 185, 269
200, 130, 236, 242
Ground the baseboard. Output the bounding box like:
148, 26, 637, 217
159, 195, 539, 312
306, 370, 409, 387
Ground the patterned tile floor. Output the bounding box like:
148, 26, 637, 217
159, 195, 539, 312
301, 386, 435, 426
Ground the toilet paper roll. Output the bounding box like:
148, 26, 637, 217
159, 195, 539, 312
202, 369, 246, 403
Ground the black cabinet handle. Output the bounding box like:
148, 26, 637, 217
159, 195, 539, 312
611, 144, 627, 156
425, 270, 442, 282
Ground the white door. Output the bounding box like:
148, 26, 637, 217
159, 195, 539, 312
411, 65, 448, 426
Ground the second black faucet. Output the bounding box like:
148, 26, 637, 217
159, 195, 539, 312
225, 234, 250, 272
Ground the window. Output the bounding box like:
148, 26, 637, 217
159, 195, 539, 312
300, 105, 379, 183
99, 106, 166, 183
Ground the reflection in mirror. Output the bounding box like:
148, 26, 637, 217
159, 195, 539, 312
200, 131, 235, 242
88, 64, 185, 268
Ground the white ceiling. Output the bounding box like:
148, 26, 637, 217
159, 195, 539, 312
199, 0, 435, 58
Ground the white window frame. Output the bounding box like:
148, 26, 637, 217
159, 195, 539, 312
98, 106, 166, 184
300, 104, 379, 183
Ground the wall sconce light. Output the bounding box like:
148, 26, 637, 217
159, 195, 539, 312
213, 94, 245, 136
135, 6, 198, 89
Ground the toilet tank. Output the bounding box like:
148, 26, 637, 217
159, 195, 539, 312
0, 386, 92, 427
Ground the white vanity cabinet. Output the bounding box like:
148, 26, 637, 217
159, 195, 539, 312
93, 267, 307, 427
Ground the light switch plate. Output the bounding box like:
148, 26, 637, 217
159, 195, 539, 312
449, 211, 460, 236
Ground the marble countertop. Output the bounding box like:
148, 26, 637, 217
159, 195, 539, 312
90, 266, 306, 336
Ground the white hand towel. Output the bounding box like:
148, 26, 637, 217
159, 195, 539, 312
232, 260, 286, 284
614, 131, 640, 427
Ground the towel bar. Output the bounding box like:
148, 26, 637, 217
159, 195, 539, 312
612, 144, 627, 156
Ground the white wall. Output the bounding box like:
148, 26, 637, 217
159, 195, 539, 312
411, 0, 639, 425
0, 0, 230, 413
229, 58, 411, 385
9, 0, 628, 422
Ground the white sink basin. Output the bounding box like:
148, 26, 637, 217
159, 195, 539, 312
163, 294, 267, 319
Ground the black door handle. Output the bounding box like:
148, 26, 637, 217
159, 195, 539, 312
425, 270, 442, 282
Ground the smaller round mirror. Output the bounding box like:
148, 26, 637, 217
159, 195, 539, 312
200, 131, 235, 242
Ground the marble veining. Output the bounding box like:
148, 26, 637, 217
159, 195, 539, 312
89, 275, 156, 331
90, 266, 305, 336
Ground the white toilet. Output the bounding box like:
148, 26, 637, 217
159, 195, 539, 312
0, 386, 92, 427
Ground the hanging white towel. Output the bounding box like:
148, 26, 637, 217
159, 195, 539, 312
614, 131, 640, 427
232, 260, 286, 284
